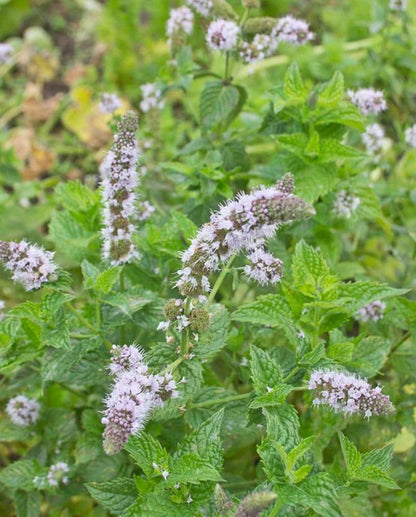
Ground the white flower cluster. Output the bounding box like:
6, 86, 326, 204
158, 298, 210, 336
137, 200, 155, 221
6, 395, 40, 426
185, 0, 213, 17
405, 124, 416, 147
0, 300, 5, 321
167, 6, 194, 45
362, 123, 385, 154
99, 93, 122, 114
140, 83, 164, 113
176, 174, 314, 297
239, 34, 277, 64
102, 345, 178, 455
271, 15, 314, 46
390, 0, 406, 10
332, 190, 360, 219
0, 240, 58, 291
47, 462, 69, 487
206, 19, 240, 52
347, 88, 387, 116
100, 111, 140, 265
356, 300, 386, 322
309, 370, 395, 418
0, 43, 13, 64
244, 248, 283, 286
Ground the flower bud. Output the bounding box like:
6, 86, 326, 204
164, 299, 184, 320
214, 484, 234, 514
234, 491, 277, 517
243, 17, 278, 35
241, 0, 260, 8
189, 308, 210, 332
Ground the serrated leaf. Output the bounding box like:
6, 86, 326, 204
196, 304, 229, 360
95, 267, 122, 294
319, 71, 344, 106
87, 478, 138, 514
249, 384, 293, 408
125, 433, 169, 477
287, 436, 315, 468
276, 473, 342, 517
177, 410, 224, 469
292, 241, 333, 293
232, 294, 290, 327
354, 465, 399, 489
318, 138, 364, 162
338, 432, 362, 477
327, 342, 354, 363
284, 63, 308, 101
348, 336, 391, 378
265, 405, 300, 451
14, 490, 41, 517
0, 460, 37, 491
315, 103, 364, 130
200, 80, 241, 128
339, 281, 408, 315
305, 130, 320, 157
169, 453, 223, 484
361, 444, 393, 472
250, 345, 283, 393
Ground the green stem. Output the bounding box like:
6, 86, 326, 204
206, 254, 237, 307
69, 333, 95, 339
390, 332, 410, 354
66, 302, 112, 349
161, 355, 185, 375
181, 298, 192, 356
224, 52, 230, 80
283, 366, 300, 383
189, 392, 251, 409
268, 500, 283, 517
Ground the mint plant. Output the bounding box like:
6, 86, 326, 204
0, 0, 415, 516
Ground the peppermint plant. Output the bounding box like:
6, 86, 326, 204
0, 1, 415, 516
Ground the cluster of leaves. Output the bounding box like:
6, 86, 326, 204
0, 0, 416, 516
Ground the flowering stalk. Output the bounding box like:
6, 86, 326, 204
100, 111, 140, 265
309, 370, 395, 418
102, 345, 178, 455
176, 174, 314, 297
0, 240, 58, 291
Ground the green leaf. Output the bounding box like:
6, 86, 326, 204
55, 180, 100, 215
284, 63, 308, 101
177, 410, 224, 469
305, 130, 320, 157
318, 138, 365, 162
86, 478, 138, 514
264, 405, 300, 451
232, 294, 290, 327
348, 336, 391, 378
276, 473, 342, 517
315, 103, 365, 130
196, 304, 229, 360
291, 241, 333, 293
169, 454, 223, 484
318, 71, 344, 106
249, 384, 293, 408
95, 267, 122, 294
14, 490, 41, 517
250, 345, 283, 393
200, 80, 241, 128
125, 433, 169, 477
327, 342, 354, 363
287, 436, 315, 468
0, 460, 37, 491
354, 466, 399, 489
339, 281, 409, 315
338, 432, 362, 477
361, 444, 393, 472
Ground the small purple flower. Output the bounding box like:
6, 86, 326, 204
362, 123, 385, 154
347, 88, 387, 116
0, 241, 57, 291
99, 93, 122, 114
206, 19, 240, 52
244, 248, 283, 286
186, 0, 212, 17
6, 395, 40, 426
405, 124, 416, 148
356, 300, 386, 322
271, 16, 314, 46
0, 43, 13, 64
47, 462, 69, 487
309, 369, 395, 418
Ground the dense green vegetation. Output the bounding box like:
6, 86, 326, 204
0, 0, 415, 515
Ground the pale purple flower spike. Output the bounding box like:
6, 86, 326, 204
6, 395, 40, 426
309, 370, 395, 418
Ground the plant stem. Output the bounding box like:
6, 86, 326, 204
268, 500, 283, 517
206, 254, 237, 308
224, 52, 230, 80
66, 302, 112, 349
181, 298, 192, 355
283, 366, 300, 383
189, 392, 251, 409
162, 355, 185, 374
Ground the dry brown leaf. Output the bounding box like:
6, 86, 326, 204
22, 82, 62, 125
